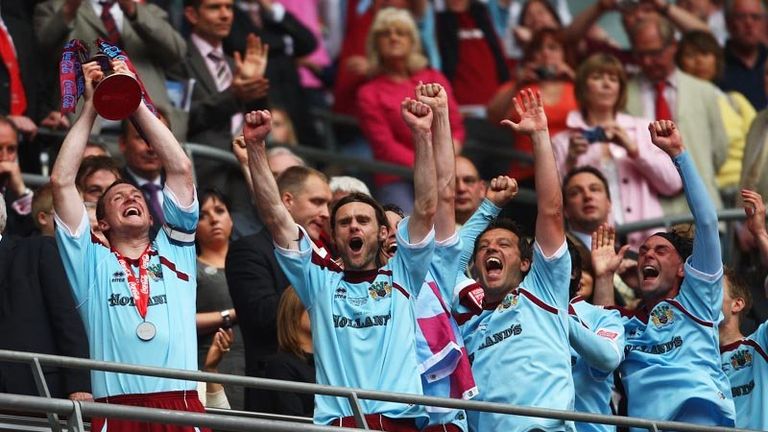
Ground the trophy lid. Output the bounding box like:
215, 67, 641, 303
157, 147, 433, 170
93, 73, 142, 120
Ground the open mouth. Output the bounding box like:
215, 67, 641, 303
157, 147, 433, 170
642, 265, 660, 281
123, 207, 141, 217
349, 237, 363, 252
485, 257, 503, 277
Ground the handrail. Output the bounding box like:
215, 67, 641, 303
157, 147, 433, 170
0, 350, 754, 432
615, 208, 748, 236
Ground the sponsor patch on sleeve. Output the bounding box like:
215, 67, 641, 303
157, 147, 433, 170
596, 328, 619, 341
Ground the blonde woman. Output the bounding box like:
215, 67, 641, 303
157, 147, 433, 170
356, 7, 464, 214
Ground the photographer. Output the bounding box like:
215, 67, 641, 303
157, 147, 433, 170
551, 53, 682, 250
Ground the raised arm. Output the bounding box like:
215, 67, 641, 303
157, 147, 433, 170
402, 98, 437, 243
742, 189, 768, 268
118, 62, 194, 206
649, 120, 720, 273
50, 62, 100, 232
243, 110, 299, 249
501, 89, 564, 255
417, 82, 455, 241
591, 224, 629, 306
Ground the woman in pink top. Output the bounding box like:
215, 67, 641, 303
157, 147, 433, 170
356, 7, 464, 214
551, 53, 682, 249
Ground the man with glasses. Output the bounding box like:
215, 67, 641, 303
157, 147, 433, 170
625, 17, 727, 215
722, 0, 768, 109
455, 156, 486, 227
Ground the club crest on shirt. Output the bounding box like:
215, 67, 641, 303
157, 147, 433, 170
650, 304, 674, 328
730, 350, 753, 370
368, 281, 392, 300
147, 263, 164, 281
496, 292, 518, 312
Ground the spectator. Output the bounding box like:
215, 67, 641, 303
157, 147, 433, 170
719, 264, 766, 430
83, 141, 109, 158
262, 286, 315, 417
119, 116, 171, 237
50, 60, 207, 431
169, 0, 268, 211
508, 0, 566, 59
75, 155, 122, 203
241, 99, 437, 428
224, 0, 318, 146
563, 0, 711, 71
722, 0, 767, 110
31, 182, 55, 237
457, 90, 573, 431
0, 195, 92, 402
562, 167, 640, 309
435, 0, 510, 112
593, 120, 736, 427
676, 30, 756, 190
267, 146, 305, 178
34, 0, 187, 137
625, 17, 727, 215
677, 0, 728, 44
552, 53, 682, 249
569, 224, 626, 432
195, 189, 244, 410
329, 175, 371, 209
268, 107, 299, 146
454, 156, 486, 227
226, 165, 331, 412
0, 116, 34, 236
357, 7, 464, 213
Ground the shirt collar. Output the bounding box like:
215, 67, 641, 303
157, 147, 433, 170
126, 166, 161, 187
190, 33, 223, 59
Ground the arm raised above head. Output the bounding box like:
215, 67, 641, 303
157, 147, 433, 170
501, 89, 564, 256
243, 110, 300, 249
402, 98, 437, 243
50, 61, 101, 233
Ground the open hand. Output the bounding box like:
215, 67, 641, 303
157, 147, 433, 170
400, 98, 433, 132
742, 189, 767, 239
486, 175, 518, 207
648, 120, 684, 157
500, 88, 548, 135
591, 224, 629, 278
243, 110, 272, 148
234, 34, 269, 80
416, 81, 448, 111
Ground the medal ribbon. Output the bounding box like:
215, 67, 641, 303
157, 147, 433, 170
112, 244, 152, 319
96, 38, 158, 117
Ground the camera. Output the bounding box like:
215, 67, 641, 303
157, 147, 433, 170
534, 66, 558, 80
582, 127, 608, 143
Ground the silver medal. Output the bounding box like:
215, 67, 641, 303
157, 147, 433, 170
136, 321, 156, 341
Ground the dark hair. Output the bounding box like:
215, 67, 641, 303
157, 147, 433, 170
0, 115, 19, 136
650, 231, 694, 261
519, 0, 562, 27
676, 30, 725, 81
575, 53, 628, 115
724, 266, 753, 320
562, 166, 612, 201
472, 217, 533, 267
76, 155, 122, 193
382, 203, 405, 222
331, 192, 388, 232
198, 188, 231, 213
277, 165, 328, 196
95, 179, 136, 222
524, 28, 569, 64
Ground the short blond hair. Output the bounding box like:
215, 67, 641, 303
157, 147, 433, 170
366, 7, 428, 76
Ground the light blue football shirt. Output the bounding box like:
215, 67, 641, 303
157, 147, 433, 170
618, 261, 735, 430
460, 240, 574, 432
274, 218, 434, 426
55, 186, 199, 398
720, 320, 768, 430
569, 299, 624, 432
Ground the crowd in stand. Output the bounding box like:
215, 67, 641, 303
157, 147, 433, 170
1, 0, 768, 431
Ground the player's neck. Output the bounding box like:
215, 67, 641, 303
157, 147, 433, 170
110, 235, 151, 260
719, 321, 745, 347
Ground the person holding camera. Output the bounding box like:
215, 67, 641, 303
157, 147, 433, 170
551, 53, 682, 250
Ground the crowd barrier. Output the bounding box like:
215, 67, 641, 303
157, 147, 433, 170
0, 350, 756, 432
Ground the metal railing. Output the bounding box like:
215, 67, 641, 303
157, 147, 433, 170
0, 350, 756, 432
